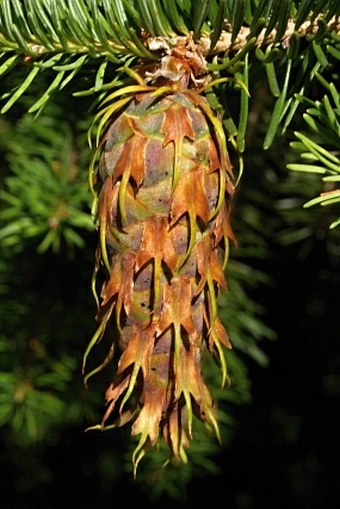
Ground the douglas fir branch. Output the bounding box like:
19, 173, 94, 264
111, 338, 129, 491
84, 38, 236, 473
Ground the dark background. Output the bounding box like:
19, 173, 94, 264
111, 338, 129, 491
1, 226, 339, 509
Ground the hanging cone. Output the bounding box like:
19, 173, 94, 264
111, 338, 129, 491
84, 38, 236, 472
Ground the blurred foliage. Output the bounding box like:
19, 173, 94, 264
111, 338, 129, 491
276, 40, 340, 254
287, 75, 340, 229
0, 105, 94, 254
0, 244, 99, 445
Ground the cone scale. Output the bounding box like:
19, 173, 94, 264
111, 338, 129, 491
85, 40, 236, 472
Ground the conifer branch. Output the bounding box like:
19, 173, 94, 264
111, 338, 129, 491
147, 16, 340, 55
